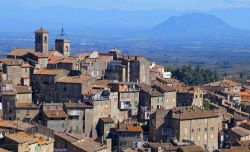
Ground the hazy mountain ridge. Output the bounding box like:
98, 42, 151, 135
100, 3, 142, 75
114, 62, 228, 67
148, 13, 250, 39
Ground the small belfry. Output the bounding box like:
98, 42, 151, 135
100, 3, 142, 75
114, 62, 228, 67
55, 27, 71, 57
34, 27, 49, 56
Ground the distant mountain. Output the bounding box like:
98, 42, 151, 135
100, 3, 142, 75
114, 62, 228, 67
149, 13, 249, 39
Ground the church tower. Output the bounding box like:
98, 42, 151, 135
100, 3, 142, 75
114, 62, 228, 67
34, 27, 49, 56
55, 28, 70, 57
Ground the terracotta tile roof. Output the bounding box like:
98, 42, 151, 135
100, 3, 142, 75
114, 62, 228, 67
48, 56, 64, 64
153, 82, 176, 92
172, 106, 220, 120
48, 50, 64, 57
8, 48, 33, 56
15, 86, 32, 94
43, 110, 67, 118
75, 53, 90, 59
221, 91, 240, 97
0, 58, 24, 66
64, 102, 93, 109
30, 52, 48, 58
34, 69, 66, 75
100, 116, 114, 123
178, 145, 204, 152
71, 138, 106, 152
0, 120, 33, 131
16, 103, 39, 109
0, 147, 11, 152
241, 91, 250, 96
59, 58, 76, 64
57, 75, 95, 84
93, 80, 113, 86
6, 132, 53, 145
203, 79, 241, 87
116, 123, 143, 133
137, 83, 163, 97
21, 63, 32, 68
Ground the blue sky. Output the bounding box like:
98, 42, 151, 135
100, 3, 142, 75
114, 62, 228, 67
1, 0, 250, 10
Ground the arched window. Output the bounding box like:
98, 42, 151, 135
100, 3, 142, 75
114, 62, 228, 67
44, 36, 47, 43
66, 46, 68, 52
38, 36, 41, 42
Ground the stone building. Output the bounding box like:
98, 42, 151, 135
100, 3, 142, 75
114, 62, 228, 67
40, 103, 67, 132
0, 58, 23, 86
55, 75, 95, 102
152, 82, 177, 109
63, 102, 94, 136
77, 51, 113, 79
35, 27, 49, 56
55, 28, 71, 57
110, 82, 140, 119
111, 122, 143, 151
149, 106, 222, 151
203, 79, 241, 93
32, 69, 68, 103
176, 87, 204, 107
171, 106, 221, 151
97, 116, 115, 139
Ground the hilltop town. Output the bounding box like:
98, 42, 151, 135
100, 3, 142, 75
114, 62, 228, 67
0, 27, 249, 152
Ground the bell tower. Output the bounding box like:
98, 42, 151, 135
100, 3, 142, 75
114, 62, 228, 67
55, 28, 70, 57
34, 27, 49, 56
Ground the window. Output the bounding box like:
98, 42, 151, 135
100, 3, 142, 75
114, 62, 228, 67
204, 135, 207, 140
211, 134, 214, 139
197, 128, 201, 132
62, 123, 65, 128
44, 36, 47, 43
191, 129, 194, 133
211, 127, 214, 131
204, 128, 207, 131
185, 128, 188, 134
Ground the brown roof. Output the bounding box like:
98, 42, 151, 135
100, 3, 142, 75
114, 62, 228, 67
137, 83, 163, 97
54, 132, 84, 143
57, 75, 95, 84
64, 102, 93, 109
21, 63, 32, 68
35, 28, 49, 33
215, 146, 250, 152
153, 82, 176, 92
116, 123, 143, 133
6, 132, 53, 145
100, 117, 114, 123
43, 110, 67, 118
71, 138, 106, 152
172, 106, 220, 120
34, 69, 66, 75
0, 58, 24, 66
0, 120, 34, 131
230, 126, 250, 137
8, 48, 33, 56
178, 145, 204, 152
0, 147, 11, 152
16, 103, 39, 109
204, 79, 241, 87
15, 86, 32, 94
